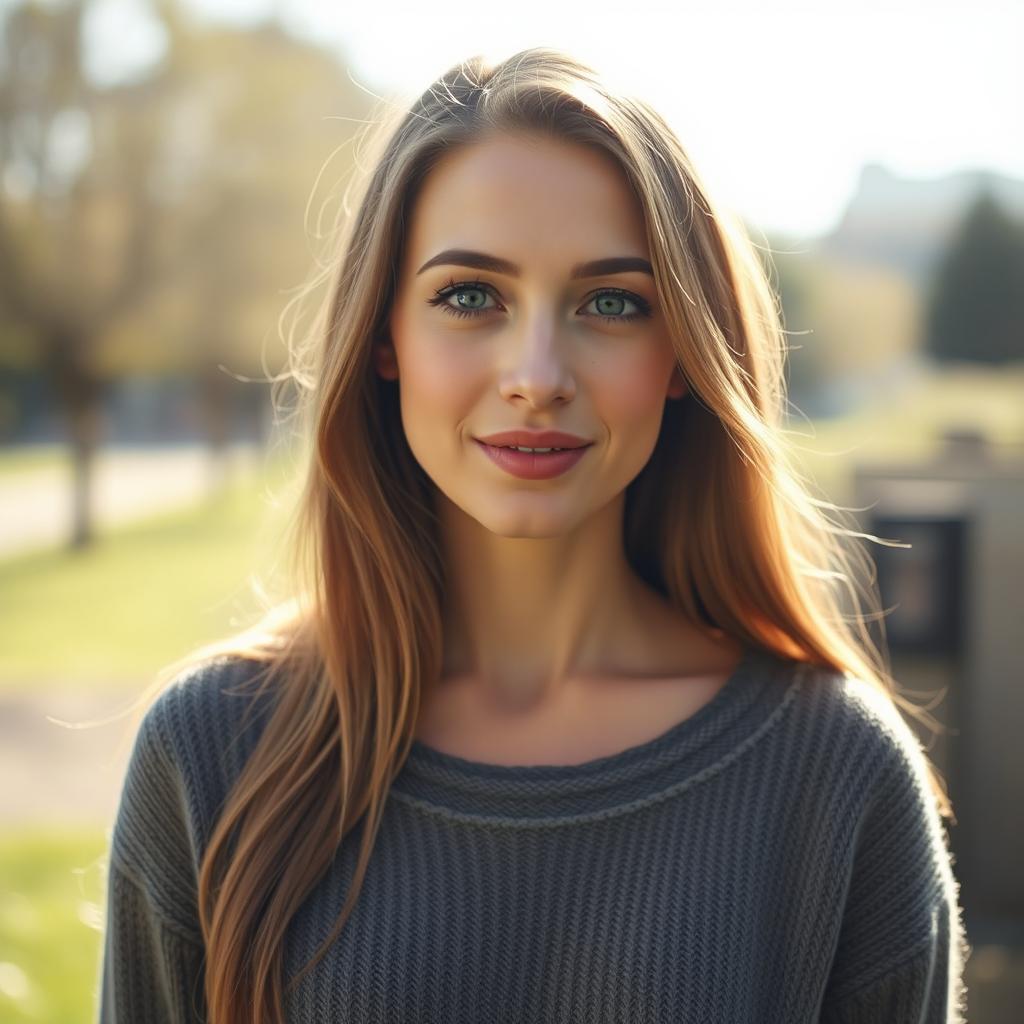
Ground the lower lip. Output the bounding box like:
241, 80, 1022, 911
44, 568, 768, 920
474, 440, 591, 479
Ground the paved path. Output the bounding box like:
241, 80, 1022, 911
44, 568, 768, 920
0, 443, 259, 560
1, 687, 141, 828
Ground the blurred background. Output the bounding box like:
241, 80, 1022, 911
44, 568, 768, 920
1, 0, 1021, 1020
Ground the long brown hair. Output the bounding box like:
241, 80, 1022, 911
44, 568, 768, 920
124, 46, 953, 1024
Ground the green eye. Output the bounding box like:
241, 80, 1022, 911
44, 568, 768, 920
583, 289, 652, 323
450, 287, 492, 311
426, 280, 501, 320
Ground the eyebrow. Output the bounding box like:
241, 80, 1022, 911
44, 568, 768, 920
415, 248, 654, 280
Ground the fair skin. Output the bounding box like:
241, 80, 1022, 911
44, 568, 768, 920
375, 130, 743, 764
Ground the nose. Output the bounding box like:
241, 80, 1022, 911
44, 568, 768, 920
497, 311, 576, 407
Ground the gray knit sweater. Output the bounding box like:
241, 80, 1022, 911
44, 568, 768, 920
97, 645, 970, 1022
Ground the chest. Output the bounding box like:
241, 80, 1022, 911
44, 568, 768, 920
281, 776, 851, 1023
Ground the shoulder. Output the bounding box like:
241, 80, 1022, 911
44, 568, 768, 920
779, 658, 956, 892
111, 654, 275, 879
763, 655, 952, 863
143, 653, 280, 818
794, 666, 970, 1014
139, 653, 275, 762
778, 657, 938, 796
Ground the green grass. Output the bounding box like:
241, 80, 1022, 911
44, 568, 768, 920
0, 444, 66, 478
0, 457, 302, 690
0, 826, 108, 1024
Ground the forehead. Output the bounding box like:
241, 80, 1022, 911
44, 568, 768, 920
401, 133, 650, 276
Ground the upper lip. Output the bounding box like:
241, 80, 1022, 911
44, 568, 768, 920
476, 429, 593, 449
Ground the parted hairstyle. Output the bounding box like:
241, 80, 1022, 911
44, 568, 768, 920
122, 46, 953, 1024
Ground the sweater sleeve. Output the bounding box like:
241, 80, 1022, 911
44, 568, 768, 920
819, 697, 971, 1024
96, 687, 208, 1023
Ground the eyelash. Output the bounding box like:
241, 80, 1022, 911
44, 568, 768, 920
426, 278, 653, 324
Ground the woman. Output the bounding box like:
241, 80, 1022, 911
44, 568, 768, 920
97, 47, 969, 1023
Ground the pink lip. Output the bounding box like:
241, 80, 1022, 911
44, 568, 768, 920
476, 429, 592, 449
474, 439, 591, 480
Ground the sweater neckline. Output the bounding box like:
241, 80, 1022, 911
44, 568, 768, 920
388, 645, 805, 826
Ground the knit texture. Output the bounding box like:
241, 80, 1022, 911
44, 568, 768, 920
96, 645, 970, 1022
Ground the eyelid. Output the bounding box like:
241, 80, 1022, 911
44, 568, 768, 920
430, 277, 503, 301
579, 286, 651, 307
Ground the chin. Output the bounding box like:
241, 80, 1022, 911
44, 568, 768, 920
475, 503, 586, 539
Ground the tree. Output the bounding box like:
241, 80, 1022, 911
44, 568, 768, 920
924, 189, 1024, 365
0, 0, 369, 547
0, 0, 184, 546
146, 20, 370, 470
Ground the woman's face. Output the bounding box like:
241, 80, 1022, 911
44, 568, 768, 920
379, 131, 686, 537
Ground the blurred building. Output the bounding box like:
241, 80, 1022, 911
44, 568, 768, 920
852, 429, 1024, 941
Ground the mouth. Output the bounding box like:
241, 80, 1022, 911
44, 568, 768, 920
473, 439, 592, 480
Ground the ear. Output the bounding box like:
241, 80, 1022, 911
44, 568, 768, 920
666, 365, 688, 400
374, 335, 399, 381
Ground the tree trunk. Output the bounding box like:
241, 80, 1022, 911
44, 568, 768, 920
68, 393, 104, 549
48, 333, 106, 551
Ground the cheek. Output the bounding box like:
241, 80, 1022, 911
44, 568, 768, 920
395, 332, 483, 436
592, 348, 673, 440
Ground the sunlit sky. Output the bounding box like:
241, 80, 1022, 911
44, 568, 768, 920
85, 0, 1023, 239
